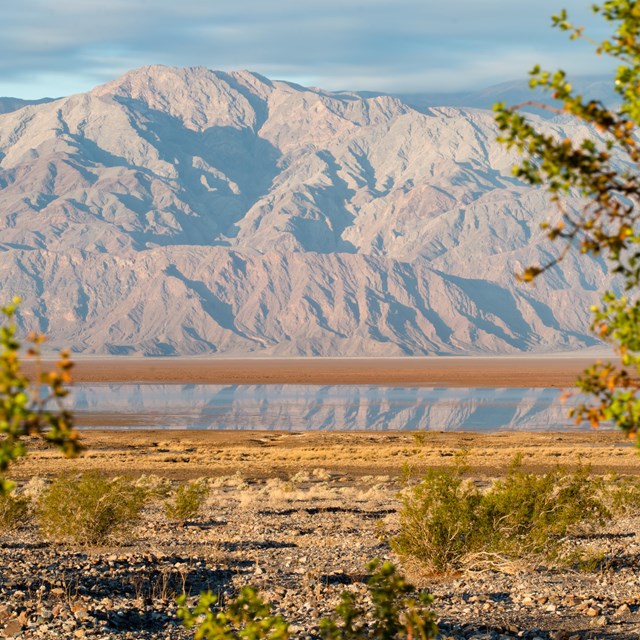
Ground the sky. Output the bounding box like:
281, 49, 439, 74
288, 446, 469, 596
2, 0, 615, 100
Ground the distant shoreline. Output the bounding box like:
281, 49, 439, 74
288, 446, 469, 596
28, 355, 620, 388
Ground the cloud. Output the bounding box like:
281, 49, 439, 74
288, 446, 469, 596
0, 0, 614, 98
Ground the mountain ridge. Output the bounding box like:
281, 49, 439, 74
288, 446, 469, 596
0, 65, 612, 355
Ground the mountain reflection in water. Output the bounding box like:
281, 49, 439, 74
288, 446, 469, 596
70, 385, 604, 432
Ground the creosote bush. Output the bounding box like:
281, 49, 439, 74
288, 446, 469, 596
393, 461, 610, 573
39, 472, 148, 545
605, 472, 640, 515
178, 559, 437, 640
165, 478, 210, 525
0, 489, 30, 532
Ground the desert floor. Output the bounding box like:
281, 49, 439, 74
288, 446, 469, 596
4, 357, 640, 639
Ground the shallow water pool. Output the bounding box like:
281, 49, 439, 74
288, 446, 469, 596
69, 384, 604, 432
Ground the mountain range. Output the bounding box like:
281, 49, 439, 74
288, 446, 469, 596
0, 66, 614, 355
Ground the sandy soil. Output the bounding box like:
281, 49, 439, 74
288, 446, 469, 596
31, 356, 620, 387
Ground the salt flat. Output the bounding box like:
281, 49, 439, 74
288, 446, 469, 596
32, 355, 619, 387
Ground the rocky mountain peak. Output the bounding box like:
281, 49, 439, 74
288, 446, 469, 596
0, 67, 609, 355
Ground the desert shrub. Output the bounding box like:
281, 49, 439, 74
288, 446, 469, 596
480, 464, 609, 557
0, 489, 30, 532
604, 474, 640, 515
392, 466, 481, 573
136, 474, 173, 499
393, 462, 610, 573
165, 478, 210, 525
178, 559, 437, 640
39, 472, 147, 545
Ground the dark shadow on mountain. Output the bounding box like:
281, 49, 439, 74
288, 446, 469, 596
0, 242, 36, 251
298, 150, 357, 253
215, 71, 271, 132
516, 290, 600, 347
113, 96, 281, 245
164, 263, 260, 344
66, 134, 151, 174
440, 274, 539, 350
392, 262, 454, 346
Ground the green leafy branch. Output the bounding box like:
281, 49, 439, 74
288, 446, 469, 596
178, 560, 437, 640
0, 297, 81, 492
494, 1, 640, 439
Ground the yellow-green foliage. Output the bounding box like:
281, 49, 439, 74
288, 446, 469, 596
393, 463, 610, 573
39, 472, 147, 545
320, 560, 437, 640
605, 473, 640, 515
0, 298, 80, 493
494, 3, 640, 438
178, 560, 437, 640
179, 586, 290, 640
0, 490, 29, 532
165, 478, 210, 525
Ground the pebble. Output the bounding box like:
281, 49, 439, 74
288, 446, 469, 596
2, 619, 23, 637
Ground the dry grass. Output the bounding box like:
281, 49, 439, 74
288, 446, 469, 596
11, 431, 640, 483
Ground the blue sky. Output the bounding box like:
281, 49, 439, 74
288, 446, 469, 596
2, 0, 614, 99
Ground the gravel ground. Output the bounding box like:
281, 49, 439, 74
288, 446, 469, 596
1, 473, 639, 640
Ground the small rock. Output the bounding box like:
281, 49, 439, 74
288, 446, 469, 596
2, 619, 23, 637
585, 606, 601, 617
615, 603, 631, 616
594, 615, 608, 627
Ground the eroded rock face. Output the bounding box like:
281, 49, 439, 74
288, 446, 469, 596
0, 66, 610, 355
